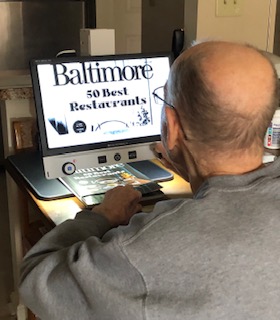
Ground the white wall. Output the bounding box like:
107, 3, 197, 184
190, 0, 277, 52
95, 0, 141, 54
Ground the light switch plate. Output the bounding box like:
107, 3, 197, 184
216, 0, 243, 17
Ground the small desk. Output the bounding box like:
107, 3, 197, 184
5, 152, 192, 320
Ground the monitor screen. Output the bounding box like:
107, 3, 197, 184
30, 52, 172, 179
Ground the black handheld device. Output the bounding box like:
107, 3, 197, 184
129, 160, 173, 182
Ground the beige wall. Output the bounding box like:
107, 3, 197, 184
96, 0, 184, 54
97, 1, 278, 54
95, 0, 141, 54
195, 0, 277, 52
95, 0, 115, 29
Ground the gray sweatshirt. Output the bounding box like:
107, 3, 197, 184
19, 158, 280, 320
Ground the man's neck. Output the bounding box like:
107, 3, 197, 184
188, 150, 264, 193
204, 158, 264, 178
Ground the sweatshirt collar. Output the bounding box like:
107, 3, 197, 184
194, 157, 280, 199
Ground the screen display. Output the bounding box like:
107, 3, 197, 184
31, 53, 172, 156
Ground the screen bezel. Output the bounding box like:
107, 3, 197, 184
30, 52, 173, 157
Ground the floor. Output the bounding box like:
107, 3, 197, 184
0, 167, 15, 320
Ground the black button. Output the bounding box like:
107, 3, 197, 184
114, 153, 121, 161
98, 155, 107, 164
128, 150, 137, 159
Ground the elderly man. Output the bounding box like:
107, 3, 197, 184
20, 41, 280, 319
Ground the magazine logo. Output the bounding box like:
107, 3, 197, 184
73, 120, 86, 133
53, 62, 154, 86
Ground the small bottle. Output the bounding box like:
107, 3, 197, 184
264, 108, 280, 149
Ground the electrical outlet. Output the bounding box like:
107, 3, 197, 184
216, 0, 243, 17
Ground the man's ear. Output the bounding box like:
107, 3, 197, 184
164, 106, 180, 151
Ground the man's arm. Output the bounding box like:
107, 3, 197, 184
19, 185, 144, 320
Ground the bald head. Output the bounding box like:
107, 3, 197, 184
167, 41, 279, 154
199, 42, 275, 116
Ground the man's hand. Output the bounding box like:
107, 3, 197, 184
92, 185, 142, 227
